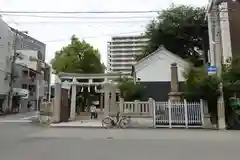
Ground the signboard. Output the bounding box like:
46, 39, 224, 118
208, 66, 217, 75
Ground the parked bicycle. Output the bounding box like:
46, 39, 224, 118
102, 112, 131, 129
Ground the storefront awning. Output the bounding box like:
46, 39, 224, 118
13, 88, 29, 99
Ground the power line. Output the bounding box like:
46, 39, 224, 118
0, 10, 160, 14
45, 30, 145, 42
0, 30, 146, 44
2, 14, 156, 19
7, 20, 149, 24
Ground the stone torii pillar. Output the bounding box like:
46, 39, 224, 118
70, 78, 77, 121
52, 76, 61, 123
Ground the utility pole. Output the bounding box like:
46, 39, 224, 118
7, 30, 19, 112
213, 0, 226, 129
212, 0, 239, 129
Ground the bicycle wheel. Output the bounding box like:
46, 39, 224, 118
119, 116, 131, 128
102, 117, 114, 129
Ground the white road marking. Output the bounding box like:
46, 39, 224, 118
0, 119, 32, 123
20, 116, 37, 120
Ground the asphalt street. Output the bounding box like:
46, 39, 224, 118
0, 115, 240, 160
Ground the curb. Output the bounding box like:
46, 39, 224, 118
50, 125, 104, 129
49, 125, 155, 129
49, 125, 223, 131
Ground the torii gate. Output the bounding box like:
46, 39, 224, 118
52, 72, 131, 122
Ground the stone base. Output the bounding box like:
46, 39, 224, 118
203, 114, 212, 129
218, 117, 226, 130
168, 92, 182, 101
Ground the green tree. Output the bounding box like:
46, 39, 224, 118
116, 77, 143, 101
51, 35, 105, 112
222, 57, 240, 128
183, 65, 220, 125
51, 35, 105, 73
138, 4, 208, 66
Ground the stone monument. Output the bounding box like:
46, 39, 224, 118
168, 63, 182, 101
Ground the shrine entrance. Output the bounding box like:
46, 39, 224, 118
52, 72, 130, 122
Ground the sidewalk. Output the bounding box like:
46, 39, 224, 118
0, 111, 36, 120
0, 111, 37, 123
50, 118, 154, 128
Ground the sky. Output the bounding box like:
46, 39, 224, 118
1, 0, 209, 85
1, 0, 209, 65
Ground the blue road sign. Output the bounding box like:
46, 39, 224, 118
208, 66, 217, 74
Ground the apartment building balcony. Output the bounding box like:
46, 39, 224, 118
108, 53, 138, 57
21, 76, 37, 85
108, 61, 135, 65
108, 43, 148, 47
108, 55, 134, 59
21, 68, 37, 84
110, 48, 144, 52
111, 38, 149, 43
110, 65, 132, 70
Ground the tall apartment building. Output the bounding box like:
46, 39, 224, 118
107, 35, 149, 74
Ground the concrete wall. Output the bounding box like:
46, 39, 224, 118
139, 82, 185, 101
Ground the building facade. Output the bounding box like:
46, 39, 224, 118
107, 35, 149, 74
9, 28, 50, 111
134, 46, 188, 101
0, 17, 14, 109
207, 0, 240, 66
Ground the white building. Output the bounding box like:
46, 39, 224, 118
206, 0, 240, 66
134, 46, 188, 101
0, 17, 14, 108
15, 50, 41, 71
107, 35, 149, 74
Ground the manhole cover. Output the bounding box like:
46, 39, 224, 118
106, 137, 114, 140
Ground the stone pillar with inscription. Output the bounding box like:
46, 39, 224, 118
103, 83, 117, 116
168, 63, 182, 101
70, 78, 77, 121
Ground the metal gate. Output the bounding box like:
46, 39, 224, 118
153, 100, 204, 128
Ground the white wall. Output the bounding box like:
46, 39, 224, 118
135, 50, 188, 82
219, 2, 232, 62
0, 17, 14, 95
15, 50, 39, 71
208, 2, 232, 66
208, 11, 216, 66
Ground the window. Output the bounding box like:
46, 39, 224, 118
22, 84, 28, 89
22, 70, 28, 77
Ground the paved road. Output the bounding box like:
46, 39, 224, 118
0, 121, 240, 160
